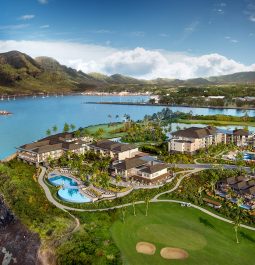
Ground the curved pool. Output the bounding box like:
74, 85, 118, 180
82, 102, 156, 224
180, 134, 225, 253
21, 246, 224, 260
48, 175, 78, 187
58, 187, 91, 203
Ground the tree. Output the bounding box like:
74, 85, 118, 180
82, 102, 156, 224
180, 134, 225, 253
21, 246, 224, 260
121, 206, 126, 223
52, 125, 58, 133
197, 186, 204, 202
145, 197, 150, 216
100, 172, 110, 189
233, 218, 241, 244
108, 114, 112, 126
95, 128, 105, 139
210, 179, 217, 195
236, 152, 244, 170
132, 201, 136, 216
46, 129, 51, 136
115, 174, 122, 190
63, 123, 70, 133
70, 124, 76, 131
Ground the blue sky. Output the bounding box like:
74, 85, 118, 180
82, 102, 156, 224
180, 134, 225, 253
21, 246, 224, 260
0, 0, 255, 79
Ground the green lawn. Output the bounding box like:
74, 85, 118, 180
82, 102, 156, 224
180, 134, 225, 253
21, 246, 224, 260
85, 123, 126, 138
178, 119, 255, 127
111, 202, 255, 265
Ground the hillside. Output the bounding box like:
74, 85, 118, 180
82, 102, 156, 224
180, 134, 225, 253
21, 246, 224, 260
0, 51, 103, 95
208, 71, 255, 83
0, 50, 255, 95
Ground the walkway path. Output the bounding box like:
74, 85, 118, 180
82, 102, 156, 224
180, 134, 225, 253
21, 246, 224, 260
38, 167, 255, 231
167, 163, 251, 172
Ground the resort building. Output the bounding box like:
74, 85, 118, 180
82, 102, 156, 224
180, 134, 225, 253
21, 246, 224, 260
17, 132, 93, 165
112, 157, 170, 184
224, 129, 250, 146
168, 126, 251, 154
87, 140, 139, 160
217, 176, 255, 210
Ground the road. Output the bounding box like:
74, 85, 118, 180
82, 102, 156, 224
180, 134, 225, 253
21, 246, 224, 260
168, 163, 251, 171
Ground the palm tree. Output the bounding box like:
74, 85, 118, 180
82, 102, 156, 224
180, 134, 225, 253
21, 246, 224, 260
70, 124, 76, 131
233, 218, 241, 244
115, 174, 122, 190
145, 197, 150, 216
52, 125, 58, 133
108, 114, 112, 126
242, 109, 249, 122
121, 206, 126, 223
95, 128, 105, 139
63, 123, 70, 133
210, 179, 217, 195
132, 201, 136, 216
46, 129, 51, 136
197, 186, 204, 200
100, 172, 110, 190
236, 152, 244, 171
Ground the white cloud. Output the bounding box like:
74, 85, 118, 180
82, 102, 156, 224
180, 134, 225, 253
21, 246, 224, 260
0, 40, 254, 80
40, 24, 50, 29
245, 2, 255, 22
19, 15, 35, 20
38, 0, 48, 4
220, 3, 226, 7
159, 33, 169, 38
130, 31, 145, 37
225, 36, 239, 43
0, 24, 29, 30
184, 21, 199, 32
91, 29, 115, 34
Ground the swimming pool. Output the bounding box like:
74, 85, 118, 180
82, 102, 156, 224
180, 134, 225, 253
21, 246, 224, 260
243, 153, 255, 161
48, 175, 78, 187
58, 187, 91, 203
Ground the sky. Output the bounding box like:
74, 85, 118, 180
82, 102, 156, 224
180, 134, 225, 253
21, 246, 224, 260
0, 0, 255, 79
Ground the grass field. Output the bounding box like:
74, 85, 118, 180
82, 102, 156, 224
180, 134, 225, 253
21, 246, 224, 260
111, 202, 255, 265
85, 123, 126, 138
178, 119, 255, 127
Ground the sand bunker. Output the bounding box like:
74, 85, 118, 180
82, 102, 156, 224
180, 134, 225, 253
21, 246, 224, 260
136, 242, 156, 255
160, 247, 189, 260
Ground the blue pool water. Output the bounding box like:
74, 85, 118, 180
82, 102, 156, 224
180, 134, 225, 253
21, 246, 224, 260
243, 153, 255, 161
58, 188, 91, 203
48, 175, 78, 187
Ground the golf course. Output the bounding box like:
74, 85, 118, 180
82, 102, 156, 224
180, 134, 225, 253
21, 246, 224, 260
111, 202, 255, 265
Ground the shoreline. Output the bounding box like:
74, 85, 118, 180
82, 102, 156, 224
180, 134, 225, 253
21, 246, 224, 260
84, 101, 255, 111
0, 91, 151, 100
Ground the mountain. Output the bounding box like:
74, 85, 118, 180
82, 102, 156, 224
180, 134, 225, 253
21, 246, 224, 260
208, 71, 255, 83
0, 51, 41, 86
0, 51, 103, 94
0, 50, 255, 95
88, 72, 145, 84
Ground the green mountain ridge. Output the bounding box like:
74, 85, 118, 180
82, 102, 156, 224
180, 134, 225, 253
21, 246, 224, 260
208, 71, 255, 83
0, 50, 254, 95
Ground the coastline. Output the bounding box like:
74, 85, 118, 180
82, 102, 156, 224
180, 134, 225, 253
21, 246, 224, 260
84, 101, 255, 111
0, 91, 151, 100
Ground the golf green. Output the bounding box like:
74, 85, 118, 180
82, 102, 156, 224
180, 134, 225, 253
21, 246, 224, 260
111, 202, 255, 265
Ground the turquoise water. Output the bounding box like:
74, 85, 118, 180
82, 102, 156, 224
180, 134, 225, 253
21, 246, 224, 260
1, 94, 255, 159
48, 175, 78, 187
58, 187, 91, 203
243, 153, 255, 161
